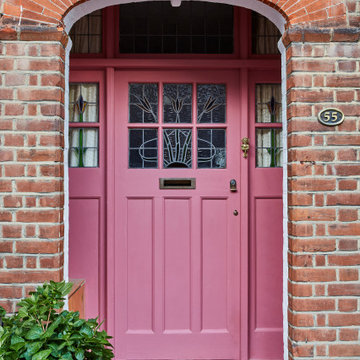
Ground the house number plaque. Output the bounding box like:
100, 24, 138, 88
318, 108, 344, 126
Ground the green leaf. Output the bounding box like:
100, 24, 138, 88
18, 308, 29, 318
25, 341, 44, 356
73, 319, 85, 327
59, 352, 73, 360
75, 349, 85, 360
25, 325, 43, 340
10, 334, 25, 351
42, 316, 62, 339
31, 349, 52, 360
61, 282, 74, 297
79, 325, 93, 338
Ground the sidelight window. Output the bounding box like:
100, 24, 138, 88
255, 84, 282, 167
69, 83, 99, 167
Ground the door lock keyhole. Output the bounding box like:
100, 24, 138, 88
230, 179, 237, 192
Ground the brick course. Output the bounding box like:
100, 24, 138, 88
0, 0, 359, 359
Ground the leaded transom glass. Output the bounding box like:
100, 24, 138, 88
119, 2, 234, 54
70, 10, 102, 54
129, 83, 158, 123
252, 11, 281, 55
163, 84, 192, 123
197, 84, 226, 123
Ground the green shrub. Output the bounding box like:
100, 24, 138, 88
0, 281, 114, 360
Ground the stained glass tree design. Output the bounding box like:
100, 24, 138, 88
266, 95, 281, 167
73, 95, 87, 168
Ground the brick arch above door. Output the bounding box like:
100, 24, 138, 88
0, 0, 349, 32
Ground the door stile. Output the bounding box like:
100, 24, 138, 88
239, 68, 250, 360
105, 67, 116, 338
191, 195, 201, 333
154, 196, 164, 334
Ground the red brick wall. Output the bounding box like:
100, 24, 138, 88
0, 0, 359, 358
0, 36, 66, 312
284, 27, 360, 358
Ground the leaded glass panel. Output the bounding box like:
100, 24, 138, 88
163, 129, 192, 168
69, 128, 98, 167
197, 84, 226, 123
256, 128, 282, 167
129, 129, 158, 168
119, 2, 233, 54
163, 83, 192, 123
129, 83, 158, 123
252, 12, 280, 55
256, 84, 281, 123
70, 10, 102, 54
197, 129, 226, 168
69, 83, 98, 123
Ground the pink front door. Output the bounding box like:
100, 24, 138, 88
113, 70, 241, 359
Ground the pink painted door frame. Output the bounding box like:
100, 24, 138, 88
68, 71, 107, 322
248, 70, 283, 359
69, 62, 283, 360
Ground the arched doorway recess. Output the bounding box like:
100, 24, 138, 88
64, 1, 287, 359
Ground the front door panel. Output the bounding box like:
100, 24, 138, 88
114, 71, 241, 359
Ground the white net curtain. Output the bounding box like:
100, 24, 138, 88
252, 12, 281, 55
70, 10, 102, 54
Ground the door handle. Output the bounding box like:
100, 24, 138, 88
241, 137, 249, 158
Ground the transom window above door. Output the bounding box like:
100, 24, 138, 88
119, 2, 233, 54
128, 83, 226, 169
69, 4, 281, 56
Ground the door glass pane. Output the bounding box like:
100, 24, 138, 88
69, 128, 98, 167
197, 129, 226, 168
69, 83, 98, 123
256, 84, 281, 123
197, 84, 226, 123
256, 128, 282, 167
129, 83, 158, 123
129, 129, 158, 168
163, 83, 192, 123
163, 129, 192, 168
